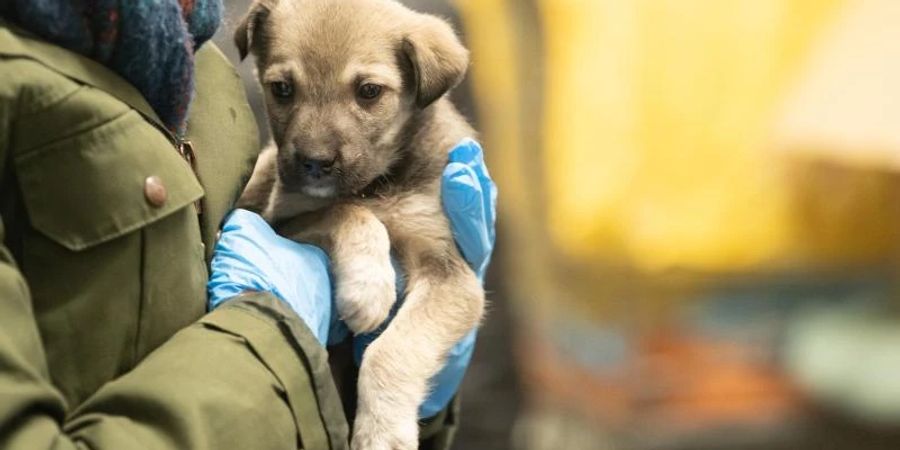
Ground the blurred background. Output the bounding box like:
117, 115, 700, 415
217, 1, 900, 449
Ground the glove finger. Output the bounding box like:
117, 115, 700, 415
286, 244, 333, 344
442, 162, 491, 276
221, 211, 302, 296
207, 263, 270, 309
418, 328, 478, 418
215, 209, 281, 268
208, 211, 280, 308
449, 139, 497, 247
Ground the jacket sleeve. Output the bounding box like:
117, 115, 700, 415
0, 246, 350, 450
0, 34, 350, 450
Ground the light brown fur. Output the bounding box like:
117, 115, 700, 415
234, 1, 484, 448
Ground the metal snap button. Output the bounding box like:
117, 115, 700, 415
144, 176, 167, 207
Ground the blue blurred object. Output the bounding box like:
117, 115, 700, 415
354, 138, 498, 418
207, 209, 337, 346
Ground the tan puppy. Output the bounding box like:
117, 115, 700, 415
234, 1, 484, 448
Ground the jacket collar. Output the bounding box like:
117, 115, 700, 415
0, 19, 172, 141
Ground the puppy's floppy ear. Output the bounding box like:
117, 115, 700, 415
234, 0, 279, 61
402, 16, 470, 109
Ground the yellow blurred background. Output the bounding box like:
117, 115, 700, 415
455, 0, 900, 449
462, 0, 899, 278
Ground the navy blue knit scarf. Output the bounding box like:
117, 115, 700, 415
1, 0, 223, 136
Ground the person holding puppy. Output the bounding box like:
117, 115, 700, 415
0, 1, 495, 449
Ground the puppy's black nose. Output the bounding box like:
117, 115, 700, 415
301, 157, 336, 179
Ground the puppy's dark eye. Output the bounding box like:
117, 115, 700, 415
270, 81, 294, 99
357, 83, 383, 101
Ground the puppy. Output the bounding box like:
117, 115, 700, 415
234, 1, 484, 448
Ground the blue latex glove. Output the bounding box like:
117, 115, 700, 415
353, 138, 497, 418
207, 209, 339, 346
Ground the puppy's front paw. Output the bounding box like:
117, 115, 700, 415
351, 410, 418, 450
335, 253, 396, 334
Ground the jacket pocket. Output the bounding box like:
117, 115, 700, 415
14, 110, 204, 251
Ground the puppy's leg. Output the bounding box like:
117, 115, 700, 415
352, 232, 484, 449
278, 204, 396, 333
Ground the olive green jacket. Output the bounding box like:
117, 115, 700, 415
0, 22, 457, 450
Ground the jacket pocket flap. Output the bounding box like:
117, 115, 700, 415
15, 111, 204, 251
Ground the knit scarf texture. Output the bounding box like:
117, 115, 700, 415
1, 0, 223, 135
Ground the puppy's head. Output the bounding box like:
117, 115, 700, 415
236, 0, 468, 199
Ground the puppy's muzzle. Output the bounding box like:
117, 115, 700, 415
277, 149, 339, 198
301, 157, 336, 179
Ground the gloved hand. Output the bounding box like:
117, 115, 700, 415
207, 209, 338, 346
353, 138, 497, 419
